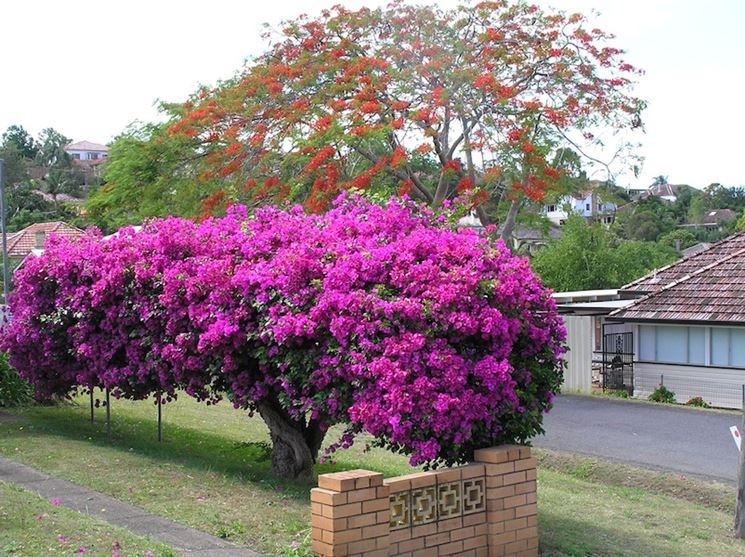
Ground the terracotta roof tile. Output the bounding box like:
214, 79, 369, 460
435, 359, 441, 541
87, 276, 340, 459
621, 230, 745, 293
611, 246, 745, 324
6, 222, 85, 257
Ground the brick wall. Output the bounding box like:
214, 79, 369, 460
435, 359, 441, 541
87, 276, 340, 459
311, 445, 538, 557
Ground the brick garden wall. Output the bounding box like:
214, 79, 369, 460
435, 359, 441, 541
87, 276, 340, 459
311, 445, 538, 557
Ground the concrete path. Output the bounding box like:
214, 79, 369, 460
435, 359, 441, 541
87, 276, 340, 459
534, 394, 741, 484
0, 457, 262, 557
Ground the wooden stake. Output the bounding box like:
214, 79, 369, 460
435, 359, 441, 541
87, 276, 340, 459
89, 388, 94, 423
105, 388, 111, 440
157, 394, 162, 443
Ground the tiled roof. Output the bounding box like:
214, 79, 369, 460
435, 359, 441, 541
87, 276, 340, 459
65, 140, 108, 152
610, 247, 745, 324
703, 209, 737, 224
622, 230, 745, 293
6, 222, 85, 257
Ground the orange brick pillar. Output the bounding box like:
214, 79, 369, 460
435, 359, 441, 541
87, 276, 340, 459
311, 469, 391, 557
474, 446, 538, 557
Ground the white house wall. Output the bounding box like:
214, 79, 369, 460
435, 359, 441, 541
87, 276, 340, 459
562, 315, 593, 393
634, 362, 745, 409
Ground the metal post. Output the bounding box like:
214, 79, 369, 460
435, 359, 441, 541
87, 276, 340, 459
90, 388, 94, 423
660, 374, 664, 387
157, 394, 162, 443
105, 389, 111, 440
0, 159, 9, 304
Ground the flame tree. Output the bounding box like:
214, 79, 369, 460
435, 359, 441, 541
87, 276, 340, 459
156, 0, 643, 238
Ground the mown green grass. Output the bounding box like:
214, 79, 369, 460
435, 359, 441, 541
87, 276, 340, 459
0, 481, 176, 557
1, 394, 744, 557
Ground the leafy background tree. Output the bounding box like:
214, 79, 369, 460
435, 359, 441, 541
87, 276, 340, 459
532, 214, 678, 291
0, 124, 86, 232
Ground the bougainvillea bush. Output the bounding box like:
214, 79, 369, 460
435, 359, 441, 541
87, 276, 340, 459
2, 196, 565, 478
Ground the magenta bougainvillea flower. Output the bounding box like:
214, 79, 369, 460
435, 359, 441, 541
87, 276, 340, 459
2, 195, 565, 467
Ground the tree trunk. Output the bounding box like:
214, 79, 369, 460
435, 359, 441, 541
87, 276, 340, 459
257, 398, 325, 481
500, 198, 521, 243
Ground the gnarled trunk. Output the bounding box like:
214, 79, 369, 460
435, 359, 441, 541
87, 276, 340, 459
257, 398, 325, 480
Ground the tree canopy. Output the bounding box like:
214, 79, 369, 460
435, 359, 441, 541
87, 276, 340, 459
96, 1, 644, 240
532, 214, 678, 291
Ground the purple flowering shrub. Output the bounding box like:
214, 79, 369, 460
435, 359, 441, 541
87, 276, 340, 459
2, 195, 565, 476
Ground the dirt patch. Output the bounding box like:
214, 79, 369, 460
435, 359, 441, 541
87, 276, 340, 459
535, 447, 735, 514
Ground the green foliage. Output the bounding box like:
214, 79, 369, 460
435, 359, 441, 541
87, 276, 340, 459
280, 531, 312, 557
614, 197, 678, 241
0, 352, 33, 407
738, 209, 745, 231
658, 229, 698, 251
87, 108, 226, 231
1, 124, 38, 159
649, 384, 676, 404
531, 215, 678, 291
35, 128, 71, 168
685, 396, 711, 409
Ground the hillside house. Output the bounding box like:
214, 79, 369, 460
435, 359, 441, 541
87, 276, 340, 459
544, 190, 617, 226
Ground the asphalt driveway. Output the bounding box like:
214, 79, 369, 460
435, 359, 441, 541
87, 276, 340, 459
534, 394, 741, 484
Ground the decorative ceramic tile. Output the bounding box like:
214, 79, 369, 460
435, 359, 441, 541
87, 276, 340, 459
389, 491, 410, 530
462, 477, 486, 515
437, 481, 461, 518
411, 486, 437, 525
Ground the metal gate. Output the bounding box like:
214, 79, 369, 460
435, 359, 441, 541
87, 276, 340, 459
602, 331, 634, 394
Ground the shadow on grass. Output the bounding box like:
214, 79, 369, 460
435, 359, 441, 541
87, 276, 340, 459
540, 510, 692, 557
1, 403, 318, 501
1, 402, 417, 501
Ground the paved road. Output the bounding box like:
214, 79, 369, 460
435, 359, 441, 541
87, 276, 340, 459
534, 395, 741, 484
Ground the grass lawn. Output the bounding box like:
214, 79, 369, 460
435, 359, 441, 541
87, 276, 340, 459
0, 394, 744, 557
0, 480, 176, 557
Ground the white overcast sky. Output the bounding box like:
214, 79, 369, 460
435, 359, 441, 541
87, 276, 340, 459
1, 0, 743, 189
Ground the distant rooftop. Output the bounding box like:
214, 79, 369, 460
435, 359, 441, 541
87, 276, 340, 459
621, 230, 745, 294
7, 222, 85, 257
65, 140, 108, 152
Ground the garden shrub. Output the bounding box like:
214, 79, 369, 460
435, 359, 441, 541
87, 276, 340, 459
0, 351, 33, 407
1, 195, 566, 477
649, 385, 676, 404
685, 396, 711, 409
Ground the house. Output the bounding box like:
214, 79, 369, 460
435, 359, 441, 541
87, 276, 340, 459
606, 230, 745, 408
64, 140, 108, 162
544, 189, 617, 226
64, 140, 108, 180
6, 222, 85, 258
634, 182, 691, 204
555, 230, 745, 407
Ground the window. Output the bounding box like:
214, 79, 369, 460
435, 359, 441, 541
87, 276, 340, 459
547, 205, 557, 212
711, 329, 729, 366
639, 325, 705, 365
710, 328, 745, 367
585, 203, 590, 211
733, 330, 745, 366
657, 326, 687, 363
88, 152, 99, 160
639, 325, 655, 360
688, 327, 705, 364
71, 153, 80, 160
